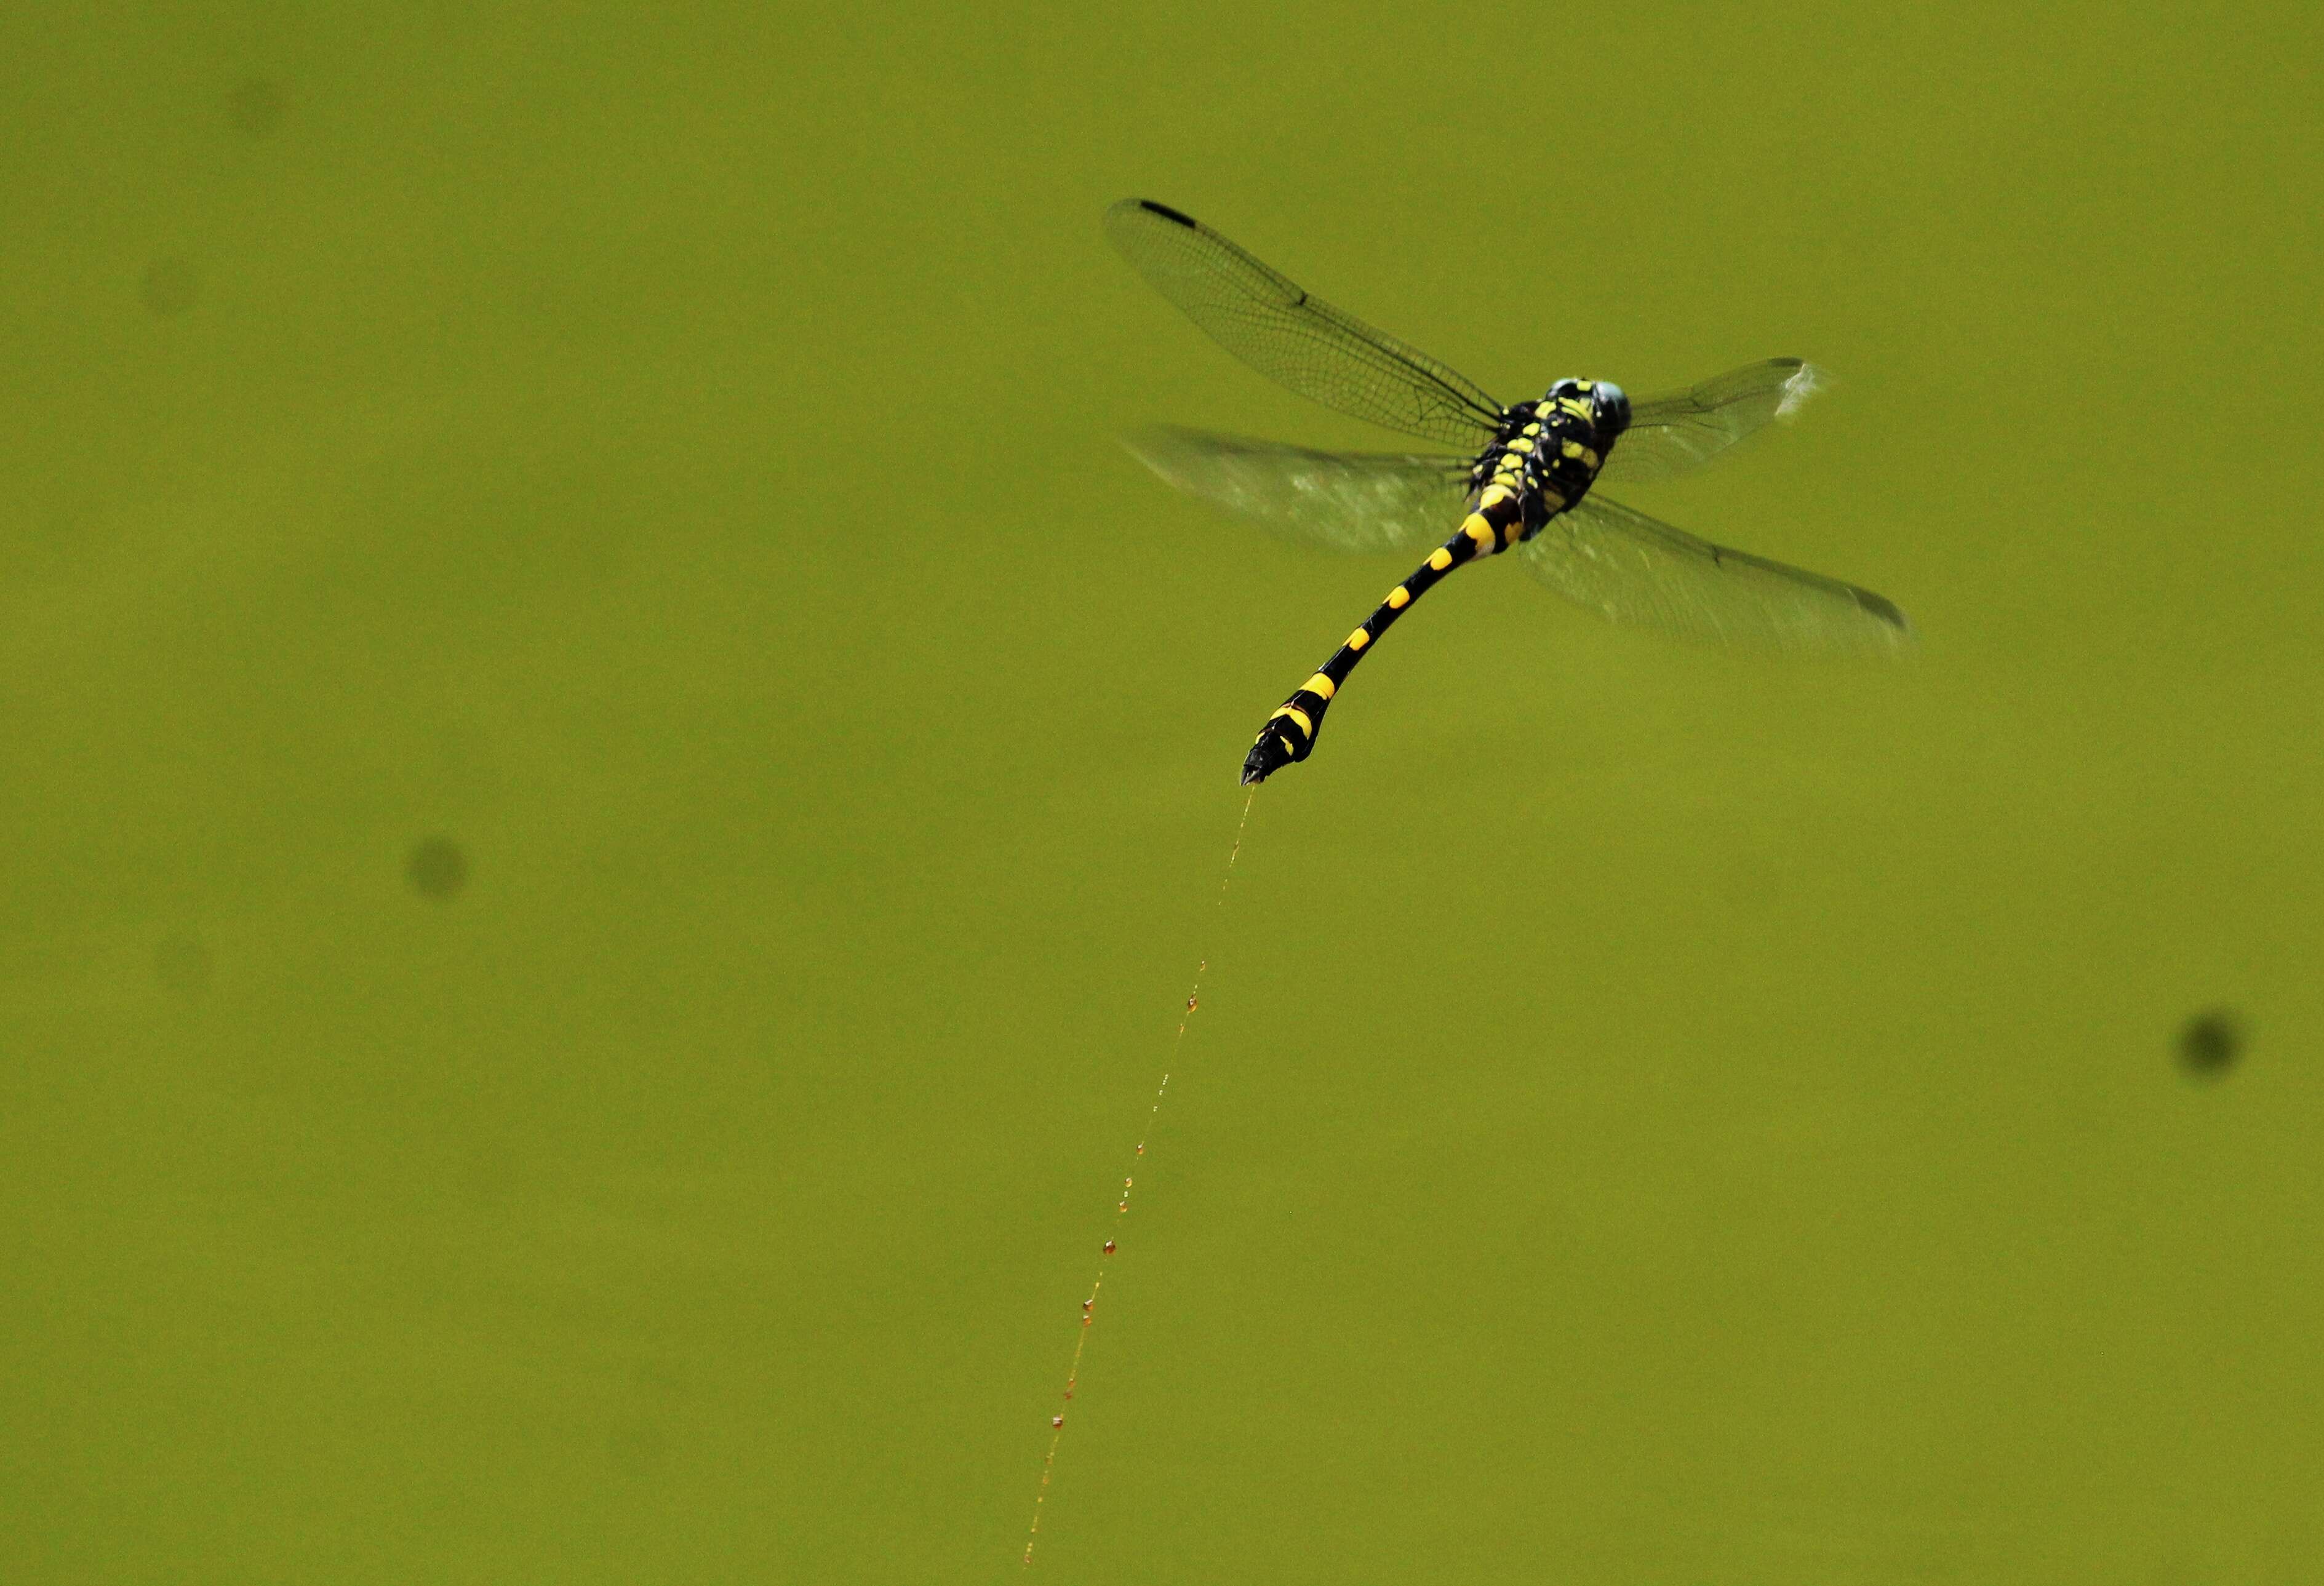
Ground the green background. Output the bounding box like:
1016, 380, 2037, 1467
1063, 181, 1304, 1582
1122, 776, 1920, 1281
4, 3, 2319, 1581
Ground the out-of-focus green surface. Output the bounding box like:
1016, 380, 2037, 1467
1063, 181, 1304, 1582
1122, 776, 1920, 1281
3, 4, 2320, 1581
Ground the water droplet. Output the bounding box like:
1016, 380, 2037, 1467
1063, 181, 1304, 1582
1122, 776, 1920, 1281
1052, 1415, 1064, 1428
1102, 1240, 1115, 1255
1082, 1299, 1093, 1311
1116, 1201, 1127, 1212
1135, 1145, 1144, 1156
1186, 995, 1198, 1011
1081, 1314, 1093, 1326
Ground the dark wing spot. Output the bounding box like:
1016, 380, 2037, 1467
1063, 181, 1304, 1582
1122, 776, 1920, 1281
1855, 588, 1912, 631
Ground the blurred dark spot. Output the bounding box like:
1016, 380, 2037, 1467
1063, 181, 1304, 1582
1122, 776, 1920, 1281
633, 1358, 690, 1401
407, 835, 469, 900
456, 1146, 516, 1209
139, 257, 202, 317
226, 78, 286, 137
606, 1418, 668, 1477
2176, 1008, 2245, 1078
153, 931, 213, 999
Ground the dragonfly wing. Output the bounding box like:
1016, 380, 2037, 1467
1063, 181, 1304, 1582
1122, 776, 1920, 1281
1125, 426, 1472, 556
1597, 359, 1828, 485
1106, 199, 1506, 448
1519, 491, 1914, 656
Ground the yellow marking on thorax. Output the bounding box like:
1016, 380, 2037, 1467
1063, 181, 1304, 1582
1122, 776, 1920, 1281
1557, 397, 1592, 419
1562, 440, 1584, 459
1480, 484, 1512, 509
1304, 672, 1336, 700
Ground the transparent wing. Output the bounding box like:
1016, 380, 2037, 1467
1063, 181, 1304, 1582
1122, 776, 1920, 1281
1125, 426, 1472, 556
1106, 199, 1506, 448
1598, 359, 1828, 485
1519, 491, 1913, 657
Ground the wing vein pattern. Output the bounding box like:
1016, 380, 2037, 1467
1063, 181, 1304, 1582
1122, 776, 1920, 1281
1105, 199, 1504, 447
1122, 426, 1471, 556
1598, 359, 1829, 484
1520, 492, 1913, 656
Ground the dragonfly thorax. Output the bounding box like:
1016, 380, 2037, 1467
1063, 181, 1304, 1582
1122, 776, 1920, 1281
1468, 378, 1628, 538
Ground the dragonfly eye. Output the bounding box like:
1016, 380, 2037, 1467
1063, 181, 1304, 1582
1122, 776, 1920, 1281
1592, 381, 1631, 437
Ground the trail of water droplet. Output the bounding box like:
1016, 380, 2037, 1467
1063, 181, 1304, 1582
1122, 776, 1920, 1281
1020, 787, 1257, 1568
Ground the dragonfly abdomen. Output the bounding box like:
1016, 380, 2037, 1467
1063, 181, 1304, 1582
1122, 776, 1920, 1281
1242, 500, 1520, 784
1240, 380, 1633, 784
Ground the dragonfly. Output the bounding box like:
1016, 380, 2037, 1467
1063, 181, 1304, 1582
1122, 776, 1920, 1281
1104, 198, 1913, 786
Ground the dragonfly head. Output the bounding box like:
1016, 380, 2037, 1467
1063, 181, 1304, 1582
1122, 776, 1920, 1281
1588, 381, 1630, 439
1545, 378, 1631, 440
